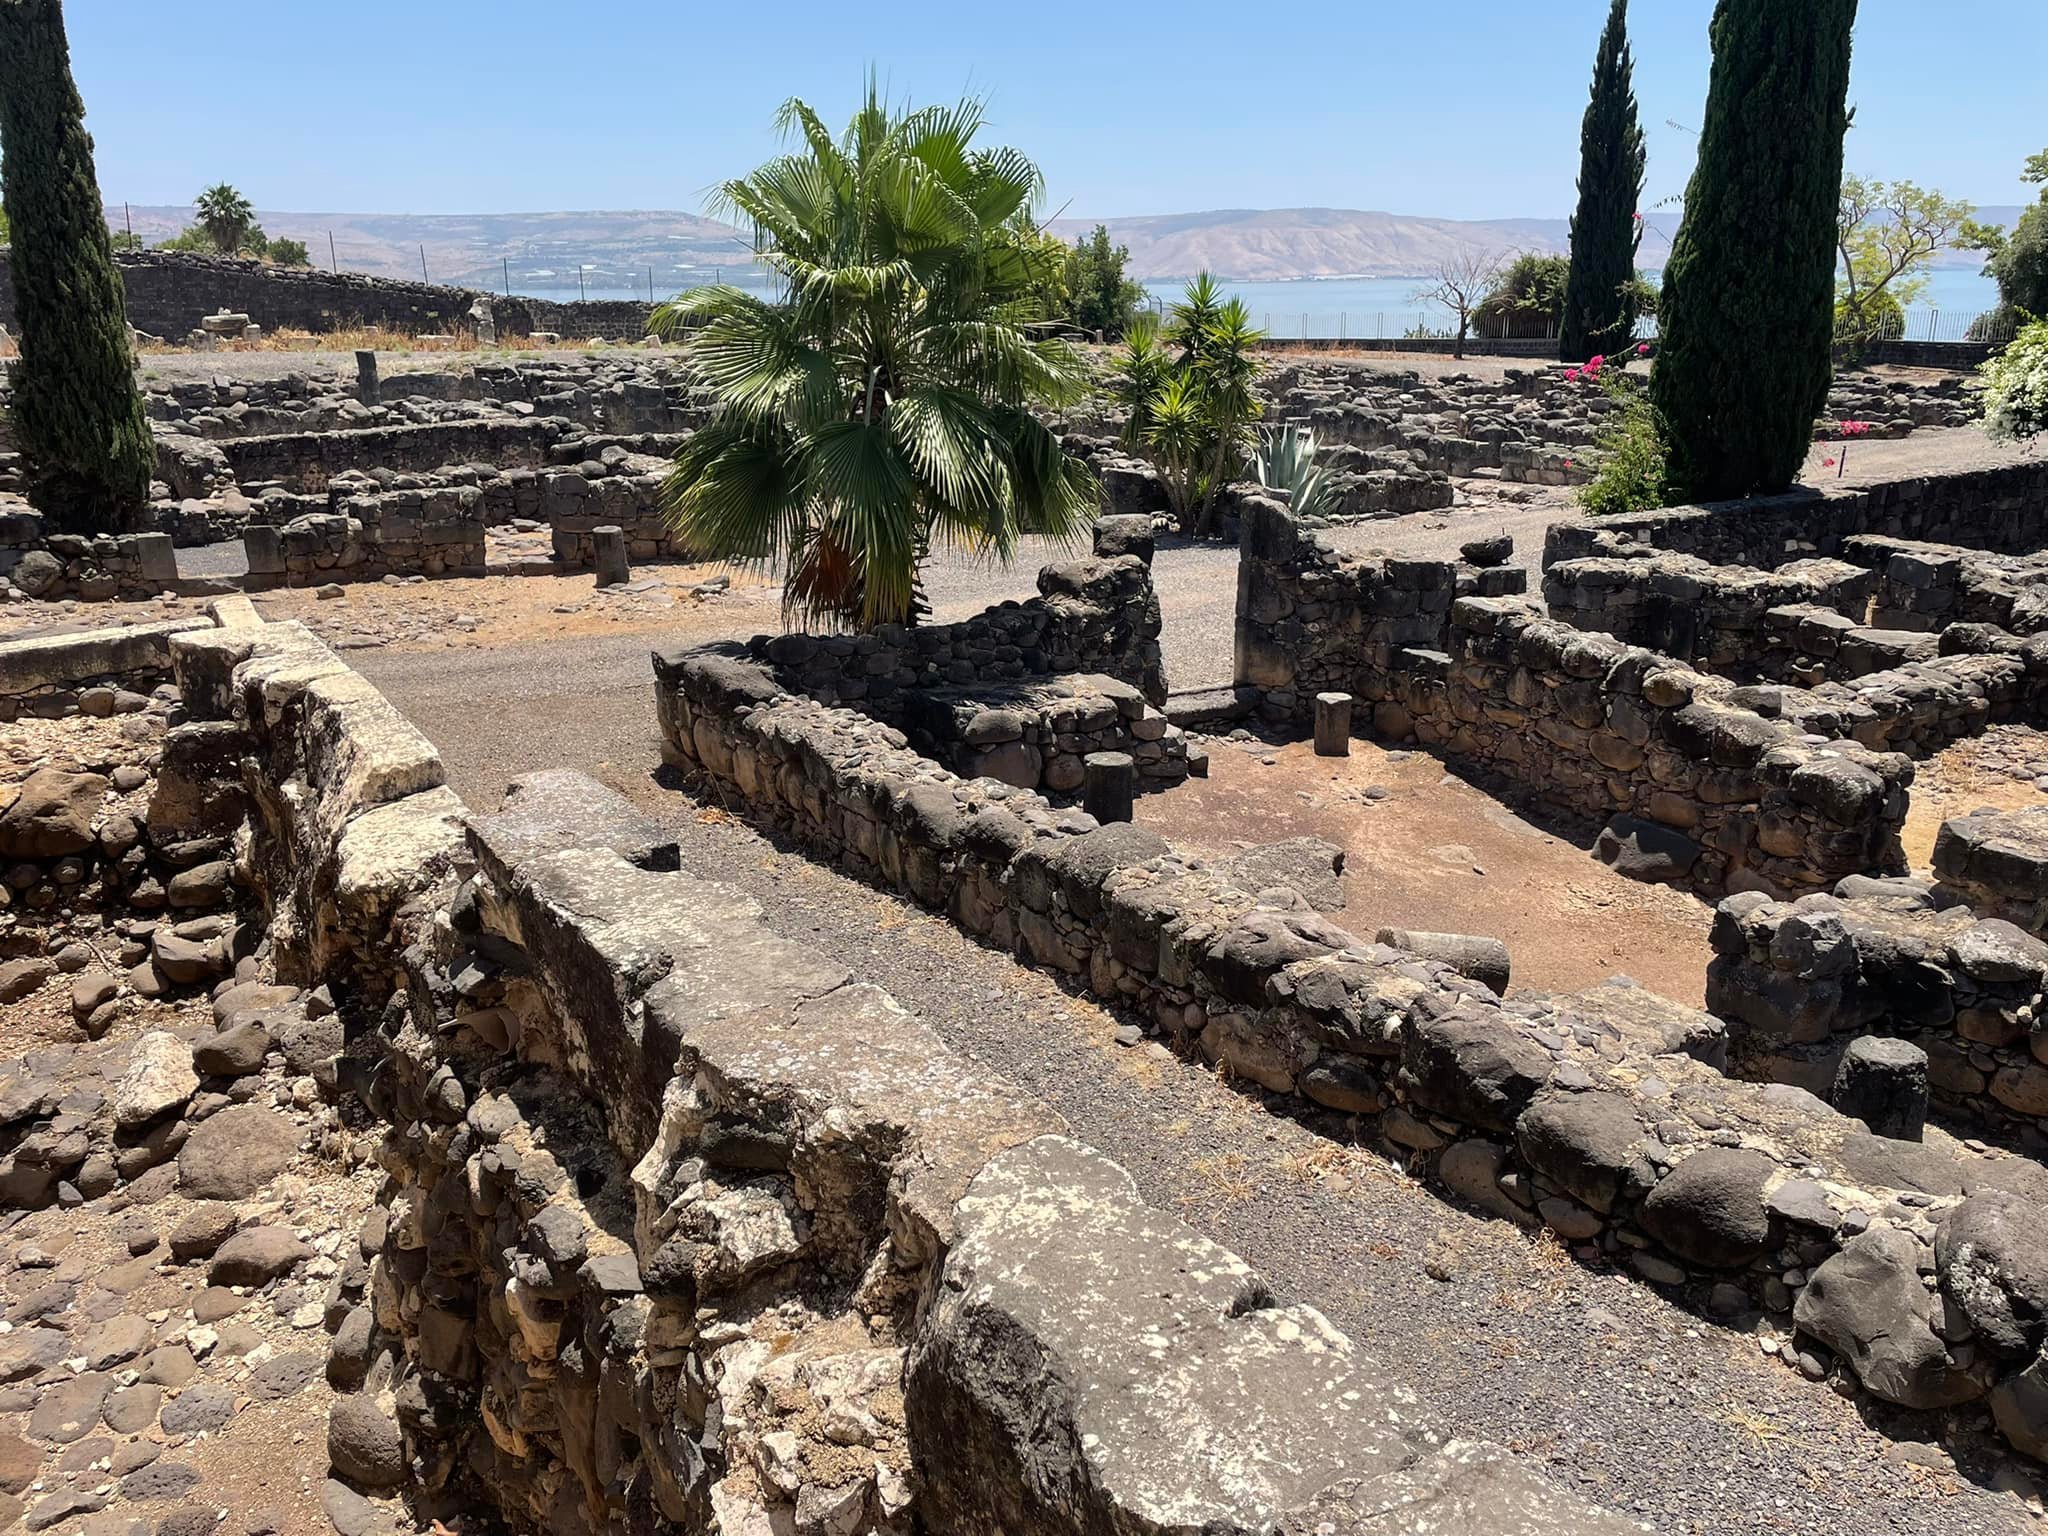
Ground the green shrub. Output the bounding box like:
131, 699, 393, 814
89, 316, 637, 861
1983, 319, 2048, 445
1474, 254, 1570, 340
1578, 371, 1668, 516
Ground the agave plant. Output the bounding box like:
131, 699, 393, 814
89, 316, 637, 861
1111, 274, 1266, 536
1254, 424, 1335, 520
650, 86, 1097, 629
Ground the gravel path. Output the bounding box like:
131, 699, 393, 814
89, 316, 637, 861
574, 775, 2027, 1536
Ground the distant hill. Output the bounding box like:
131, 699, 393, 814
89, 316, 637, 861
108, 205, 760, 293
1046, 207, 1678, 280
102, 200, 2022, 290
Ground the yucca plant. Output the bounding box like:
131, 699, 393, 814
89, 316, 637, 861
650, 86, 1098, 629
1112, 274, 1266, 536
1255, 424, 1335, 519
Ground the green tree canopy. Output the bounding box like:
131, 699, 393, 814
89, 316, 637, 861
1560, 0, 1648, 362
194, 182, 256, 255
650, 87, 1098, 630
266, 235, 310, 267
1475, 254, 1571, 340
1835, 175, 1975, 340
1968, 149, 2048, 323
0, 0, 154, 530
1064, 225, 1144, 339
1652, 0, 1859, 501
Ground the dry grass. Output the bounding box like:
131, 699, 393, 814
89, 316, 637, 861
1184, 1151, 1258, 1205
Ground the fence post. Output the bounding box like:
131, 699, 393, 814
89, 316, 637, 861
420, 244, 428, 283
328, 231, 338, 273
503, 256, 510, 296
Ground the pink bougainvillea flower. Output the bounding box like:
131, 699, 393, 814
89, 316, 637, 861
1823, 457, 1838, 468
1564, 458, 1574, 469
1566, 369, 1581, 382
1588, 354, 1605, 369
1637, 342, 1651, 356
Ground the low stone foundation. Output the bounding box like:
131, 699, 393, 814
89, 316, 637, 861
650, 634, 2048, 1466
1708, 876, 2048, 1146
899, 671, 1190, 793
1935, 807, 2048, 937
119, 616, 1651, 1534
1543, 460, 2048, 570
1, 508, 180, 602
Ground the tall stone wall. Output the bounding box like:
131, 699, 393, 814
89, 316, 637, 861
651, 640, 2048, 1465
0, 250, 656, 342
1543, 461, 2048, 570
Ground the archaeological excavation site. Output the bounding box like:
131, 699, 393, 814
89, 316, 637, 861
7, 3, 2048, 1534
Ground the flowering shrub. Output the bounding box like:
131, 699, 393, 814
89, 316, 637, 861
1566, 343, 1669, 515
1982, 319, 2048, 446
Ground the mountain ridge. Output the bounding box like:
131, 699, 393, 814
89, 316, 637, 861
103, 201, 2017, 289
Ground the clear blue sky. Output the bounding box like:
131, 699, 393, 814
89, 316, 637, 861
65, 0, 2047, 220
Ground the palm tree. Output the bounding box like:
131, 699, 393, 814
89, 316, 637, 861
650, 87, 1098, 630
1113, 274, 1265, 536
194, 183, 254, 256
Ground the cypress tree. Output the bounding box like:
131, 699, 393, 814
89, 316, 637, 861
0, 0, 154, 532
1651, 0, 1859, 502
1559, 0, 1647, 364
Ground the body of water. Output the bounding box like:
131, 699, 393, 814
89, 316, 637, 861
1135, 266, 2004, 343
530, 265, 2004, 343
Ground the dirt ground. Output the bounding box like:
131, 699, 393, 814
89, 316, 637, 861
1143, 734, 1716, 1006
1900, 724, 2048, 871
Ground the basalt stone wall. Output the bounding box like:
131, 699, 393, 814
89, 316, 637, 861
754, 536, 1169, 718
221, 418, 571, 493
1233, 498, 1910, 897
0, 508, 181, 601
1543, 461, 2048, 570
1541, 551, 1874, 674
1385, 599, 1913, 896
346, 769, 1652, 1536
1844, 534, 2048, 635
1231, 494, 1526, 730
900, 672, 1190, 795
1934, 807, 2048, 939
1708, 878, 2048, 1145
247, 503, 488, 588
650, 641, 2048, 1462
0, 250, 656, 342
148, 617, 1646, 1534
1722, 649, 2040, 760
540, 464, 680, 566
510, 295, 658, 341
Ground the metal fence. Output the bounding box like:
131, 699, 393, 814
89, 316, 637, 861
1216, 306, 2012, 347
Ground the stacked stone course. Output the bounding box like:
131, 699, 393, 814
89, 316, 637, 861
1233, 496, 1911, 896
1708, 875, 2048, 1144
652, 633, 2048, 1464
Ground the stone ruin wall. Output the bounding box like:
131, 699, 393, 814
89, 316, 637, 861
0, 250, 658, 343
1231, 495, 1912, 898
1544, 459, 2048, 569
4, 613, 1655, 1536
0, 509, 181, 602
650, 624, 2048, 1467
1707, 879, 2048, 1146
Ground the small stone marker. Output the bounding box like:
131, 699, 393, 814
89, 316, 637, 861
355, 349, 380, 406
242, 525, 284, 579
591, 525, 631, 588
1314, 692, 1353, 756
1832, 1035, 1928, 1142
1083, 752, 1135, 825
